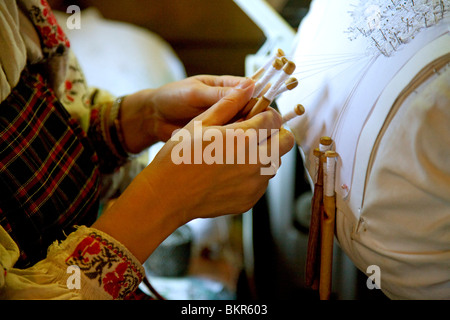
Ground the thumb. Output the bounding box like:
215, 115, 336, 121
196, 78, 254, 126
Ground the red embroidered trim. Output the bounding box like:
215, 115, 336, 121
65, 233, 143, 299
25, 0, 71, 54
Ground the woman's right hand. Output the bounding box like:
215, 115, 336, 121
93, 79, 294, 262
145, 89, 294, 221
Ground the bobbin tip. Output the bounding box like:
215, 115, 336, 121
273, 58, 284, 70
283, 61, 296, 75
325, 150, 339, 158
313, 148, 324, 157
320, 136, 333, 146
286, 78, 299, 90
294, 104, 305, 115
281, 57, 289, 65
276, 48, 285, 57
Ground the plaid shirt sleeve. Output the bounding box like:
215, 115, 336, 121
0, 68, 105, 266
0, 0, 146, 300
0, 69, 145, 299
19, 0, 130, 175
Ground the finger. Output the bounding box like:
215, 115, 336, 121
259, 127, 295, 158
278, 127, 295, 157
225, 107, 283, 143
257, 127, 294, 174
191, 77, 255, 110
194, 75, 251, 88
196, 78, 255, 126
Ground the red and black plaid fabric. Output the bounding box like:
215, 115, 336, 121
0, 69, 101, 268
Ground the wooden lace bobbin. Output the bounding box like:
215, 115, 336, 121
241, 58, 284, 116
246, 61, 296, 119
253, 58, 284, 98
305, 148, 325, 289
314, 136, 333, 188
282, 103, 304, 124
251, 48, 285, 80
319, 150, 338, 300
319, 136, 333, 152
276, 77, 298, 97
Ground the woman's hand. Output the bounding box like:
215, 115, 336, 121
93, 78, 295, 262
118, 75, 252, 154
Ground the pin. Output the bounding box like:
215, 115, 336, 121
394, 32, 402, 44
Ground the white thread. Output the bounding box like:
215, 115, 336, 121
282, 104, 304, 123
265, 70, 292, 101
319, 145, 331, 152
276, 85, 289, 97
319, 142, 333, 152
253, 63, 281, 98
282, 111, 297, 123
325, 155, 337, 197
252, 49, 285, 79
275, 78, 298, 97
319, 141, 333, 189
347, 0, 450, 57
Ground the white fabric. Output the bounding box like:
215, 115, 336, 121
56, 8, 186, 97
0, 1, 26, 101
278, 0, 450, 299
349, 65, 450, 300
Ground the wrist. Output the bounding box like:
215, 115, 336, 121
107, 96, 130, 158
92, 171, 184, 263
119, 90, 160, 154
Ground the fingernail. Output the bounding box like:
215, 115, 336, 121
236, 78, 254, 90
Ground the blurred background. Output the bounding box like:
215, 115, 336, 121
49, 0, 310, 77
48, 0, 388, 300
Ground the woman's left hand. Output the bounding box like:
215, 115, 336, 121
118, 75, 254, 154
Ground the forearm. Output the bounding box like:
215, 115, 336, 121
92, 171, 185, 264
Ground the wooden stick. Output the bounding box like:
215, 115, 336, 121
245, 97, 272, 120
319, 150, 338, 300
305, 148, 324, 288
241, 97, 258, 116
239, 83, 271, 118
